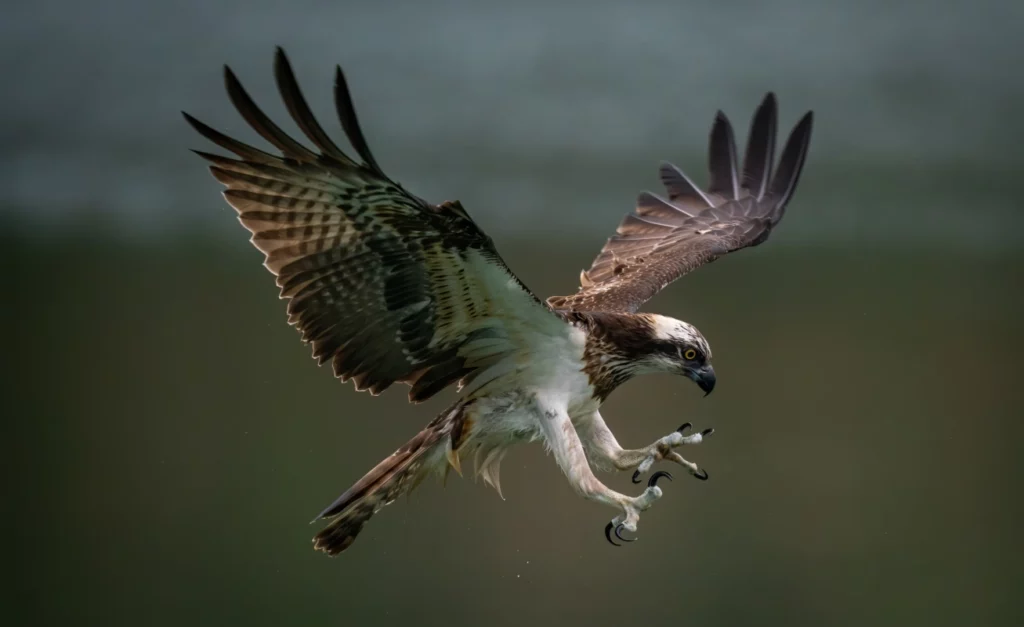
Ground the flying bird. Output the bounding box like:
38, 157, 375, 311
184, 48, 813, 555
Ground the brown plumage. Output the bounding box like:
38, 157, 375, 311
562, 311, 661, 401
184, 47, 555, 403
547, 94, 813, 313
312, 402, 469, 555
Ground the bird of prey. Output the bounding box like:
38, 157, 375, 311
185, 47, 813, 555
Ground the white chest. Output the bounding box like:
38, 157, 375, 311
463, 318, 599, 443
512, 324, 599, 420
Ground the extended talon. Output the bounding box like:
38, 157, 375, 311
631, 470, 643, 484
615, 523, 636, 543
701, 428, 714, 437
648, 470, 673, 487
605, 521, 618, 546
604, 521, 637, 546
677, 422, 692, 434
693, 468, 709, 481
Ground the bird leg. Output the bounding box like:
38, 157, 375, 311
577, 411, 713, 482
535, 401, 668, 545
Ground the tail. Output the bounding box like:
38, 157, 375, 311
311, 401, 471, 556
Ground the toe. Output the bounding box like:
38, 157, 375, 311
637, 485, 663, 508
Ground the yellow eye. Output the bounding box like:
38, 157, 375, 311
683, 348, 697, 360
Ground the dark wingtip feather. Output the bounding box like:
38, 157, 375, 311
181, 110, 205, 132
223, 61, 318, 161
708, 111, 740, 199
741, 93, 778, 199
189, 148, 235, 165
273, 47, 354, 164
182, 111, 280, 164
333, 65, 384, 176
767, 109, 814, 219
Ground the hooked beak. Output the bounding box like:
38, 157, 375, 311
689, 364, 716, 396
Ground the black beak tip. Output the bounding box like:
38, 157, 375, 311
695, 367, 716, 396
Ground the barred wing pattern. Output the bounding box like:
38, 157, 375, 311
185, 48, 561, 402
547, 94, 813, 313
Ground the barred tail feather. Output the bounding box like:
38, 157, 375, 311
311, 402, 468, 556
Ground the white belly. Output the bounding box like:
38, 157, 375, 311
466, 341, 598, 439
452, 318, 599, 497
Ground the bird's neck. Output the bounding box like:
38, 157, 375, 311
563, 311, 656, 402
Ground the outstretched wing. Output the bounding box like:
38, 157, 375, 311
185, 48, 563, 402
547, 94, 813, 313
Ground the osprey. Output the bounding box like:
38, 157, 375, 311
185, 48, 812, 555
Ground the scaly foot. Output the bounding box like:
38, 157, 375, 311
604, 471, 674, 546
630, 422, 714, 483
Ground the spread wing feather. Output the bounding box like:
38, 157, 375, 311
548, 93, 813, 313
186, 48, 561, 402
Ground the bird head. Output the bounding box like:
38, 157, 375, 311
641, 315, 716, 396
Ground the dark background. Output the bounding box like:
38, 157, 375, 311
6, 1, 1022, 625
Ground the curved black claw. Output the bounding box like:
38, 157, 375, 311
701, 428, 715, 437
676, 422, 692, 434
648, 470, 673, 487
604, 522, 637, 546
693, 468, 709, 481
605, 521, 619, 546
614, 524, 636, 543
631, 470, 643, 484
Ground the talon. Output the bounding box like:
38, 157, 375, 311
676, 422, 692, 434
701, 428, 714, 437
693, 468, 709, 481
648, 470, 673, 487
631, 470, 643, 484
605, 522, 620, 546
614, 523, 636, 543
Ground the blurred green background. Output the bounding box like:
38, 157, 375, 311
5, 0, 1023, 625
